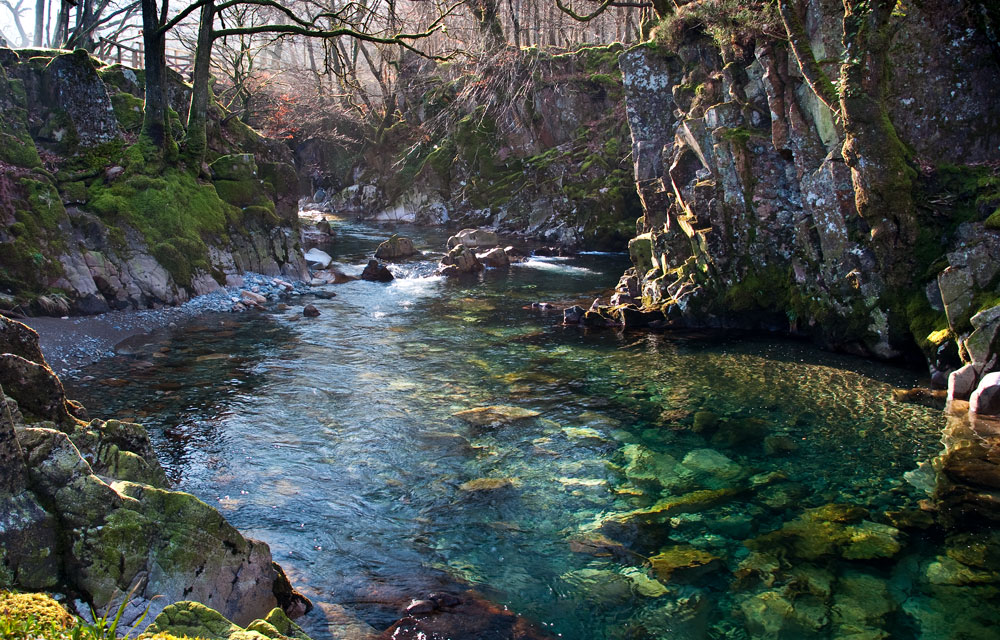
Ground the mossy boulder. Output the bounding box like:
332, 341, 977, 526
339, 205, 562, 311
374, 235, 417, 261
0, 354, 79, 428
211, 154, 257, 182
147, 602, 312, 640
38, 49, 121, 149
111, 91, 145, 132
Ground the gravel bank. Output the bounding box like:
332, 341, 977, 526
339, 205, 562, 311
22, 273, 314, 376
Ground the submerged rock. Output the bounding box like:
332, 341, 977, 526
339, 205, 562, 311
459, 477, 517, 492
747, 503, 902, 561
648, 545, 723, 583
379, 589, 554, 639
452, 405, 540, 426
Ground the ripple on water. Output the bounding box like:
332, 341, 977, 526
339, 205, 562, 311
64, 220, 1000, 640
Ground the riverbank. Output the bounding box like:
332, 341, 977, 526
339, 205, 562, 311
20, 273, 314, 376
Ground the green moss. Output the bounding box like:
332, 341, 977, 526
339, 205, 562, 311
242, 205, 279, 226
83, 162, 241, 287
724, 265, 791, 312
214, 179, 272, 210
905, 292, 950, 354
60, 181, 89, 204
111, 91, 145, 132
0, 132, 42, 168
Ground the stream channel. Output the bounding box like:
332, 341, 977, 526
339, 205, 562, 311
64, 217, 997, 639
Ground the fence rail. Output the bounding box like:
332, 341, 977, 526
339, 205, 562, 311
95, 37, 194, 76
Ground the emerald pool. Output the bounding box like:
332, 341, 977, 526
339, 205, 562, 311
65, 218, 1000, 639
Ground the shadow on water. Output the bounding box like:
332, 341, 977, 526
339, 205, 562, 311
65, 217, 999, 640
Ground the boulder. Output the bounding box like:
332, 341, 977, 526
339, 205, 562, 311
360, 260, 394, 282
477, 247, 509, 269
304, 248, 333, 270
39, 50, 122, 147
303, 304, 320, 318
0, 316, 47, 364
438, 245, 482, 276
378, 590, 554, 640
210, 154, 257, 181
446, 228, 499, 249
374, 235, 417, 261
0, 354, 78, 428
970, 372, 1000, 415
146, 601, 313, 640
949, 363, 979, 403
563, 305, 586, 324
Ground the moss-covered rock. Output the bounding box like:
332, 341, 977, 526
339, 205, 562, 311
147, 602, 312, 640
0, 590, 76, 629
747, 504, 903, 561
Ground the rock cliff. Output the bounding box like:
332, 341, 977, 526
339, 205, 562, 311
0, 48, 307, 316
0, 316, 308, 627
618, 1, 1000, 371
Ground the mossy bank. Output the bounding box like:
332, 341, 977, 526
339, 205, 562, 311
0, 47, 306, 316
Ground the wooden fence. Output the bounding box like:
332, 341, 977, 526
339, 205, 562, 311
95, 37, 193, 76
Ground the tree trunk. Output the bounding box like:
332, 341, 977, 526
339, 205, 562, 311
838, 0, 915, 286
184, 0, 215, 163
471, 0, 505, 51
33, 0, 45, 46
140, 0, 169, 149
508, 0, 521, 48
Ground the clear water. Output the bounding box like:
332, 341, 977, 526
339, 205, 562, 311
65, 218, 1000, 639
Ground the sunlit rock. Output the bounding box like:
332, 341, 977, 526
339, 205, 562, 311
648, 545, 723, 583
446, 228, 499, 249
374, 235, 417, 261
304, 248, 333, 270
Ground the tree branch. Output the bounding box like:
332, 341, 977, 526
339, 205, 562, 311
555, 0, 651, 22
777, 0, 842, 118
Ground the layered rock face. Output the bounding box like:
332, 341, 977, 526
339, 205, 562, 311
618, 1, 1000, 366
0, 48, 307, 316
0, 316, 302, 626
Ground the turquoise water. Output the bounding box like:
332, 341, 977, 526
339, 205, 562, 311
66, 218, 1000, 639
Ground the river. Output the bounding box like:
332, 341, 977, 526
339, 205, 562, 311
64, 216, 1000, 639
